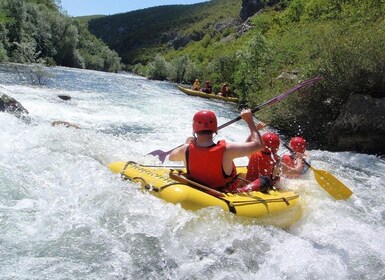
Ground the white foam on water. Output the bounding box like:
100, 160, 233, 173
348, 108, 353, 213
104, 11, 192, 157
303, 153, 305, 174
0, 66, 384, 279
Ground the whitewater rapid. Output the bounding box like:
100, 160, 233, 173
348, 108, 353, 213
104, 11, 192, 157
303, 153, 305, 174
0, 66, 384, 279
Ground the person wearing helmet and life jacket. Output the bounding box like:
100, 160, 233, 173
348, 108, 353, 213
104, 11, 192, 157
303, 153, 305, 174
238, 132, 282, 193
218, 83, 229, 97
281, 136, 310, 178
168, 109, 263, 191
192, 79, 201, 91
201, 80, 212, 93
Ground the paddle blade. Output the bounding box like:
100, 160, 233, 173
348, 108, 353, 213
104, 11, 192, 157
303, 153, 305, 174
148, 150, 168, 163
310, 167, 353, 200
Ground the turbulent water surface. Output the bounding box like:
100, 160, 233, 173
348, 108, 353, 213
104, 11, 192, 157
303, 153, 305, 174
0, 66, 384, 280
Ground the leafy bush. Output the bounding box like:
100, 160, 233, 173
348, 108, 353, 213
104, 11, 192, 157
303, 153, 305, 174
168, 54, 189, 83
147, 54, 169, 80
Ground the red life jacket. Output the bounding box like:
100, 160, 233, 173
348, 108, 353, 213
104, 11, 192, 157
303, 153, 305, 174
246, 151, 279, 181
186, 140, 236, 189
281, 154, 295, 168
281, 154, 309, 178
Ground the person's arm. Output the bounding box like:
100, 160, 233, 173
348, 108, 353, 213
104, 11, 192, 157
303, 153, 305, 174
168, 137, 194, 162
292, 156, 305, 173
224, 109, 263, 162
281, 154, 305, 177
243, 110, 263, 148
245, 121, 266, 142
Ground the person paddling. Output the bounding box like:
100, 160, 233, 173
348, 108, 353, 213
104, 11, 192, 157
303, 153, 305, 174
192, 79, 201, 91
168, 109, 263, 191
281, 136, 310, 178
201, 80, 212, 93
218, 83, 229, 97
239, 132, 282, 193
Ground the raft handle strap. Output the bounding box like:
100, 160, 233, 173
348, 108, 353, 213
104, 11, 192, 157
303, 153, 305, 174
120, 161, 136, 179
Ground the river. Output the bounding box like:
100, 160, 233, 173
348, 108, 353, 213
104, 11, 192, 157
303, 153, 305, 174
0, 66, 384, 279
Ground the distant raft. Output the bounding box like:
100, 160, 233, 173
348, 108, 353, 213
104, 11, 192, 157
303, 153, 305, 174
177, 85, 239, 103
108, 161, 302, 228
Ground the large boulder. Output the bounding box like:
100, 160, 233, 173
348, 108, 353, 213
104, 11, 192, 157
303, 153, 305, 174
0, 93, 29, 118
240, 0, 280, 21
328, 94, 385, 155
58, 94, 71, 101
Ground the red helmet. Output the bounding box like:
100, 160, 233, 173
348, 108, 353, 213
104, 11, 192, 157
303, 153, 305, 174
193, 110, 218, 133
289, 136, 307, 153
262, 132, 280, 154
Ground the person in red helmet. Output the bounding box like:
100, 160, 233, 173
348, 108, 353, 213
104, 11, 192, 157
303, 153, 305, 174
281, 136, 309, 178
238, 132, 282, 193
169, 109, 263, 191
218, 83, 229, 97
201, 80, 212, 93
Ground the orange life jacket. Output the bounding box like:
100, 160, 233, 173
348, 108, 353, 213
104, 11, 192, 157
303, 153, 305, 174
186, 140, 236, 189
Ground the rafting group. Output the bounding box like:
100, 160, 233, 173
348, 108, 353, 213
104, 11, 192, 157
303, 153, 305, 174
168, 109, 308, 194
177, 79, 238, 103
109, 77, 352, 226
192, 79, 231, 97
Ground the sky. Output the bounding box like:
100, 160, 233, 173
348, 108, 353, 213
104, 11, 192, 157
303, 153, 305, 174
60, 0, 208, 17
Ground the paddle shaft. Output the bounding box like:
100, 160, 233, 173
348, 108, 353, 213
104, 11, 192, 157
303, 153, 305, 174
149, 76, 324, 162
169, 170, 225, 197
218, 76, 323, 130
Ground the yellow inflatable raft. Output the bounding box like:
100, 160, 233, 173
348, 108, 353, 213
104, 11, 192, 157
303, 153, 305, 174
177, 86, 239, 103
108, 161, 302, 227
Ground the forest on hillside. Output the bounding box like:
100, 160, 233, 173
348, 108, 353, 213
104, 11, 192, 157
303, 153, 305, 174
0, 0, 121, 72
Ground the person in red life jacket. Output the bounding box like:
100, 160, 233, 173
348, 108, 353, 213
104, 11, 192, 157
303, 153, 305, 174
237, 132, 281, 193
281, 136, 309, 178
218, 83, 230, 97
201, 80, 213, 93
168, 109, 263, 191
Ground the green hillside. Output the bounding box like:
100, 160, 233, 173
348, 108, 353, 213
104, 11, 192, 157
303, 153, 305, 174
88, 0, 242, 65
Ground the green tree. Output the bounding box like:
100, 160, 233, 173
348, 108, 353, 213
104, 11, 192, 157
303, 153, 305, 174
0, 0, 121, 71
75, 21, 121, 72
148, 54, 169, 80
51, 17, 83, 67
209, 54, 236, 86
234, 32, 273, 102
0, 10, 9, 61
169, 54, 189, 83
3, 0, 27, 57
184, 61, 203, 84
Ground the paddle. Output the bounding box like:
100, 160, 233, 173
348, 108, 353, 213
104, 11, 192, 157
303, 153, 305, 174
281, 141, 353, 200
169, 170, 225, 198
149, 76, 324, 163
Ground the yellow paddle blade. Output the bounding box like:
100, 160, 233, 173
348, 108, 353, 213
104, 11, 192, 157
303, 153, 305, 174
310, 166, 353, 200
